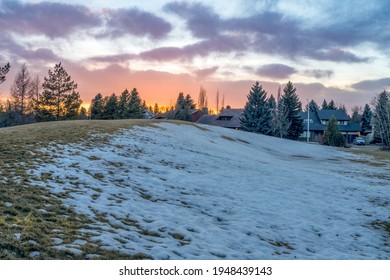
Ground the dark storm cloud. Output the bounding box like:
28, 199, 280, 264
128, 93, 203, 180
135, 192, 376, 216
0, 0, 100, 38
104, 8, 172, 39
256, 64, 297, 79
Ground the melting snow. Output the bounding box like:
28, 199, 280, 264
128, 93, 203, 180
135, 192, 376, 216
30, 123, 390, 259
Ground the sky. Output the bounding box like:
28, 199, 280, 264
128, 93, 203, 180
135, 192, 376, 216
1, 0, 390, 110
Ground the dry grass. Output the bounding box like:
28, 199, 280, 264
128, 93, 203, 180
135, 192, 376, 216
0, 119, 178, 259
348, 146, 390, 162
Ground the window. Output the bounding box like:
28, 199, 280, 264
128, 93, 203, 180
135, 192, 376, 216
217, 116, 233, 121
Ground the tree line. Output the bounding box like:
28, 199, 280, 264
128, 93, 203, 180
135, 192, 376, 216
0, 63, 85, 127
1, 62, 389, 149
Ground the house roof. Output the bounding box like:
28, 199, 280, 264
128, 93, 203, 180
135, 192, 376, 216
317, 109, 350, 121
196, 109, 243, 128
300, 110, 361, 132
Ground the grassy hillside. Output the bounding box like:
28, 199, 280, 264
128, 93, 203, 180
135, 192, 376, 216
0, 120, 158, 259
0, 120, 389, 259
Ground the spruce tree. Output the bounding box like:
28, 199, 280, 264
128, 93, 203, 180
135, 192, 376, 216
306, 99, 319, 112
280, 81, 304, 140
38, 63, 81, 121
127, 88, 145, 119
268, 94, 276, 111
90, 93, 104, 119
102, 93, 118, 119
322, 99, 328, 109
63, 91, 82, 120
271, 92, 290, 138
323, 116, 345, 147
116, 89, 130, 119
361, 104, 372, 135
241, 81, 271, 135
328, 99, 336, 110
174, 92, 192, 121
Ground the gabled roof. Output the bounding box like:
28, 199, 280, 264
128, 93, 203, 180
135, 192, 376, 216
300, 110, 361, 132
317, 109, 350, 121
196, 109, 243, 128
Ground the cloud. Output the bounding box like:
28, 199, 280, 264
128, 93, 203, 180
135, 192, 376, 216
256, 64, 297, 79
304, 69, 333, 79
140, 35, 247, 61
104, 8, 172, 39
164, 1, 375, 63
194, 66, 219, 80
310, 48, 369, 63
164, 2, 220, 39
0, 36, 59, 62
351, 78, 390, 92
88, 54, 136, 63
0, 0, 100, 38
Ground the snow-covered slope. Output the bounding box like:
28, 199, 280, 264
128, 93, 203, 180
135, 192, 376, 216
30, 123, 390, 259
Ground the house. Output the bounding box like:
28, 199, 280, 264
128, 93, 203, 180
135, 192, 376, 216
144, 109, 156, 119
154, 109, 204, 122
299, 109, 361, 143
196, 109, 243, 129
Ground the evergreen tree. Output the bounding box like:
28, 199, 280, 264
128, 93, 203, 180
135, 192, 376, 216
361, 104, 372, 135
323, 116, 345, 147
116, 89, 130, 119
63, 91, 82, 120
102, 93, 118, 119
174, 92, 192, 121
305, 99, 319, 112
127, 88, 145, 119
271, 91, 290, 138
328, 99, 336, 110
185, 94, 195, 110
322, 99, 328, 109
280, 81, 304, 140
0, 63, 10, 84
268, 94, 276, 111
90, 93, 104, 119
241, 81, 271, 135
38, 63, 81, 121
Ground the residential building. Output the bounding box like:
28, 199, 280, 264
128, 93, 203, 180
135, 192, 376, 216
299, 109, 361, 143
196, 109, 243, 129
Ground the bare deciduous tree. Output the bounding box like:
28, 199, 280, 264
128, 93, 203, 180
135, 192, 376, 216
373, 90, 390, 149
